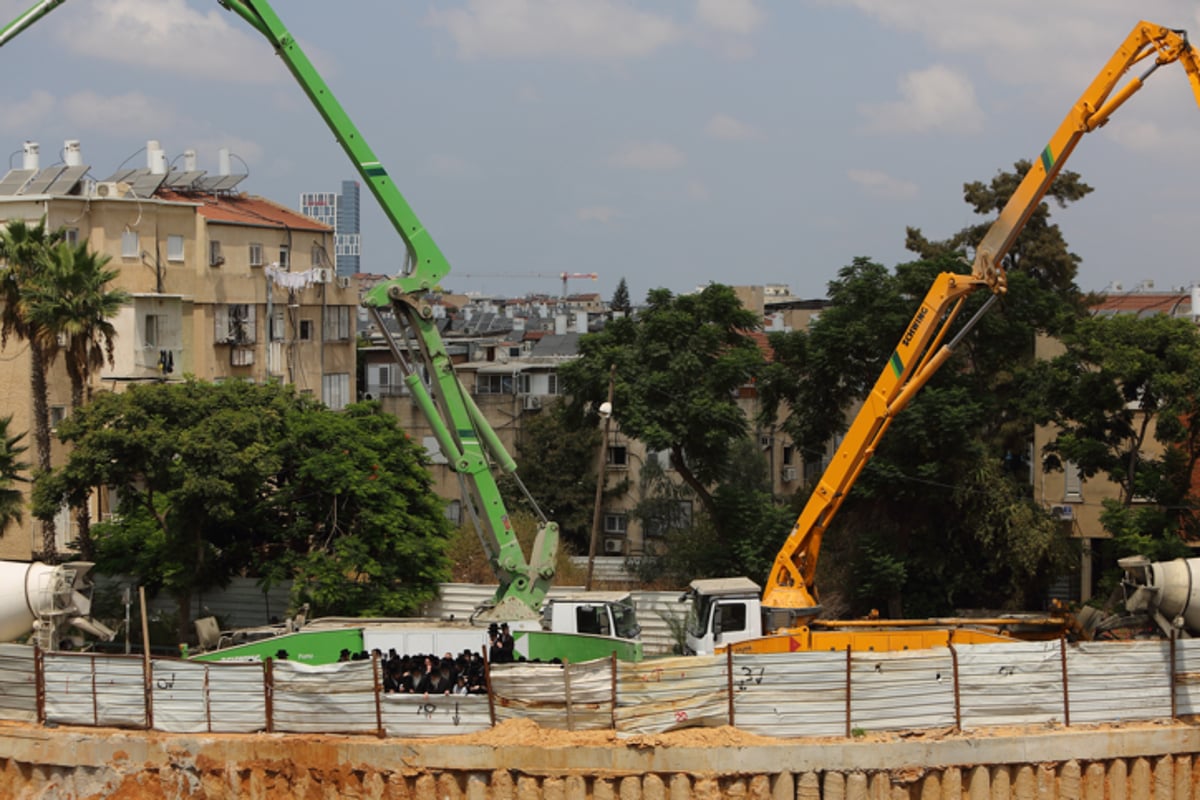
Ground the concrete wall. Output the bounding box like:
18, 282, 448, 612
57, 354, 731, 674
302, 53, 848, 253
0, 722, 1198, 799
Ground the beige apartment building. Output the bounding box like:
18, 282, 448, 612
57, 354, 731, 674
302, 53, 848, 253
0, 140, 357, 561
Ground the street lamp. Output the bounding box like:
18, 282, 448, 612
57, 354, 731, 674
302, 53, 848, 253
586, 366, 615, 590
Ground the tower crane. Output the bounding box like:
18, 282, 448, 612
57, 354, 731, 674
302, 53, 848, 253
456, 272, 599, 299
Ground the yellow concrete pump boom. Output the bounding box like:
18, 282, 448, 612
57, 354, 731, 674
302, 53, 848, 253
761, 21, 1200, 620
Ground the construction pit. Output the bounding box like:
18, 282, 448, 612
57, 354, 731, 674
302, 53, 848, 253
2, 718, 1199, 800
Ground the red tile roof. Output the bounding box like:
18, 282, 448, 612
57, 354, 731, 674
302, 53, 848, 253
155, 189, 331, 232
1090, 292, 1194, 317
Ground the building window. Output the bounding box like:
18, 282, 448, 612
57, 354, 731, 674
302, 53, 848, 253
322, 373, 350, 411
548, 373, 559, 395
607, 445, 628, 468
50, 405, 66, 429
249, 242, 263, 267
603, 513, 628, 535
209, 240, 224, 267
323, 306, 351, 341
299, 319, 314, 341
167, 235, 184, 262
782, 445, 795, 466
278, 244, 290, 269
476, 374, 514, 395
270, 309, 285, 342
516, 373, 530, 394
311, 243, 326, 268
644, 500, 693, 538
1064, 459, 1083, 501
444, 500, 462, 525
63, 228, 79, 245
214, 304, 257, 344
121, 231, 139, 258
144, 314, 165, 348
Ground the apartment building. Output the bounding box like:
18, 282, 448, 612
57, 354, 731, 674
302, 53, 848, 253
0, 140, 358, 560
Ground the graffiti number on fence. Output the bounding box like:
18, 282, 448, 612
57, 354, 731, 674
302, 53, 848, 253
998, 665, 1015, 676
735, 665, 765, 692
418, 703, 437, 719
155, 673, 176, 690
674, 710, 689, 722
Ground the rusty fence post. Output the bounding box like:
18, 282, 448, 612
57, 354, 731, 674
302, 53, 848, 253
204, 664, 213, 733
949, 643, 961, 732
34, 645, 44, 725
264, 657, 274, 733
609, 652, 617, 732
91, 654, 100, 728
726, 647, 735, 727
485, 652, 496, 727
1059, 635, 1070, 727
844, 646, 853, 738
372, 651, 385, 738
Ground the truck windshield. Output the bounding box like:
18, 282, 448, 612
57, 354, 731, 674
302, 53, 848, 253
611, 603, 641, 640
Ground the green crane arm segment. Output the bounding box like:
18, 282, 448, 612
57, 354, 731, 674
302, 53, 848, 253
0, 0, 558, 620
761, 21, 1200, 618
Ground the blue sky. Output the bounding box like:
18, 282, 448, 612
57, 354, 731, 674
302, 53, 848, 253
0, 0, 1199, 303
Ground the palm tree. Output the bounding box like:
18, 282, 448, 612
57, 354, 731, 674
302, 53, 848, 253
26, 240, 130, 558
0, 415, 28, 532
0, 219, 63, 561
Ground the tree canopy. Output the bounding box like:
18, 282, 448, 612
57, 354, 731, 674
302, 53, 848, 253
560, 283, 764, 530
34, 380, 452, 638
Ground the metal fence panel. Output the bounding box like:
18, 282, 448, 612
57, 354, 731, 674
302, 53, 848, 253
0, 644, 36, 722
44, 653, 146, 728
732, 651, 847, 738
489, 660, 614, 731
382, 694, 491, 737
271, 661, 381, 735
849, 649, 956, 733
150, 660, 267, 733
956, 640, 1065, 728
1067, 640, 1171, 723
614, 655, 729, 734
1176, 638, 1200, 716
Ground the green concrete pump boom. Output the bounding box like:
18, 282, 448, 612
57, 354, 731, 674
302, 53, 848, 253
0, 0, 558, 621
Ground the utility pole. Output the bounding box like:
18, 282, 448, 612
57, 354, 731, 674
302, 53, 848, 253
586, 365, 616, 590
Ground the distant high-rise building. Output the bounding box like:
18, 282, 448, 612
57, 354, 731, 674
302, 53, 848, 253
299, 180, 361, 276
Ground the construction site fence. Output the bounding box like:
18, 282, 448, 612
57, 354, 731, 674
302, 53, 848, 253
0, 637, 1188, 739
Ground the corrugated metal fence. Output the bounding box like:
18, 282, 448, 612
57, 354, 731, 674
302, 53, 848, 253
0, 638, 1189, 739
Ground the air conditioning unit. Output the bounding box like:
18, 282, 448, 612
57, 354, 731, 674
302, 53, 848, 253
93, 181, 129, 199
523, 395, 542, 411
312, 267, 333, 284
603, 538, 623, 555
336, 276, 351, 289
781, 466, 798, 482
1051, 504, 1075, 521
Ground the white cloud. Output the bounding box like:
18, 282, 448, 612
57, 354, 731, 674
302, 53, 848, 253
60, 91, 177, 138
609, 141, 686, 170
0, 89, 55, 134
687, 180, 710, 200
53, 0, 278, 83
517, 86, 541, 104
705, 113, 761, 141
858, 65, 983, 134
426, 0, 682, 60
577, 206, 620, 223
695, 0, 764, 35
847, 168, 918, 200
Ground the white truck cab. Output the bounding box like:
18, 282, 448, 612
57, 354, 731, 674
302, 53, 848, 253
542, 591, 642, 640
682, 577, 763, 655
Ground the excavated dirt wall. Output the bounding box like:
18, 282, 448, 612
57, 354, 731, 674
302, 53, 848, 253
1, 719, 1199, 799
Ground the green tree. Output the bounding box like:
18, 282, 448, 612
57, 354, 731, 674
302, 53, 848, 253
34, 381, 451, 639
0, 219, 64, 559
1025, 313, 1200, 563
758, 158, 1095, 615
497, 398, 615, 553
0, 416, 28, 532
610, 278, 632, 316
560, 284, 764, 532
25, 240, 130, 559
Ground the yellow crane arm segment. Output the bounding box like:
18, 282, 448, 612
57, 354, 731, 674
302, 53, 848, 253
761, 21, 1200, 618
